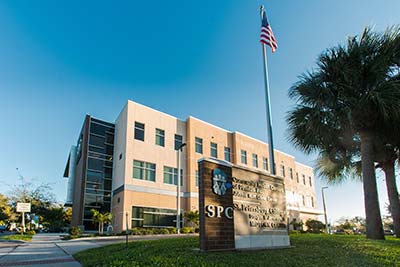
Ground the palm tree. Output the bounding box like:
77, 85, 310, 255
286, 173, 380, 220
184, 210, 199, 228
374, 124, 400, 238
91, 209, 112, 235
316, 132, 400, 238
287, 27, 400, 239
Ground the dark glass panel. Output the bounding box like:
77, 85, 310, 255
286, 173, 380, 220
104, 179, 112, 190
132, 207, 143, 219
105, 145, 114, 155
84, 194, 103, 207
144, 207, 157, 213
91, 118, 115, 128
174, 134, 183, 150
105, 134, 114, 144
144, 213, 158, 226
104, 168, 113, 178
132, 220, 143, 227
89, 145, 105, 154
86, 182, 104, 192
88, 158, 104, 171
83, 220, 96, 231
100, 203, 111, 213
90, 122, 114, 136
104, 160, 113, 167
159, 214, 175, 227
134, 122, 145, 141
89, 134, 104, 147
86, 170, 103, 184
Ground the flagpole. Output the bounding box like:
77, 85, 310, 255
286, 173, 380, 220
260, 5, 276, 175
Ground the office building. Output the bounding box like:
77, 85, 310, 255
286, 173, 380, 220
64, 100, 321, 232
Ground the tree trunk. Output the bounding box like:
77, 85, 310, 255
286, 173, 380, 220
383, 161, 400, 238
360, 131, 384, 239
98, 222, 101, 235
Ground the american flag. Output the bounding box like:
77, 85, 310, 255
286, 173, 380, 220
260, 11, 277, 52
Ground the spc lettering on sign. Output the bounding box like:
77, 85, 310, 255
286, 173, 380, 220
205, 205, 233, 219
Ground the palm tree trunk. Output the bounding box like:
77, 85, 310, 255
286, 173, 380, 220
383, 161, 400, 238
360, 131, 384, 239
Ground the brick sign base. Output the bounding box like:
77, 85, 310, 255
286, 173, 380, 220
199, 158, 290, 251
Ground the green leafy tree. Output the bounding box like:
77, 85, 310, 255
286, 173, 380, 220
184, 210, 199, 227
91, 209, 112, 235
0, 194, 15, 225
287, 26, 400, 239
289, 218, 304, 230
41, 205, 71, 232
305, 219, 325, 233
63, 207, 72, 225
337, 219, 355, 230
8, 176, 56, 221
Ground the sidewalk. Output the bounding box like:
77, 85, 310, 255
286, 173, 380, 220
0, 233, 198, 267
0, 234, 81, 267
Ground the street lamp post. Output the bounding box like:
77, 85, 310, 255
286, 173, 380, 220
322, 186, 329, 234
176, 143, 186, 234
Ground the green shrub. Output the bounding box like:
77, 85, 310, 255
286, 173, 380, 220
130, 228, 141, 235
142, 228, 154, 235
152, 228, 163, 235
167, 227, 177, 234
69, 226, 81, 236
305, 219, 325, 233
160, 228, 170, 234
181, 227, 195, 234
344, 229, 354, 235
26, 230, 36, 235
289, 230, 301, 235
194, 228, 200, 233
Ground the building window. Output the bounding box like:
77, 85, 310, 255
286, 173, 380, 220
163, 166, 183, 186
311, 197, 314, 208
133, 160, 155, 181
224, 147, 231, 162
134, 122, 145, 141
252, 154, 258, 168
296, 173, 299, 183
289, 168, 293, 180
174, 134, 183, 150
195, 137, 203, 154
131, 206, 181, 228
303, 174, 306, 185
263, 157, 268, 171
210, 142, 218, 158
196, 170, 199, 187
280, 165, 285, 177
155, 128, 165, 147
241, 150, 247, 165
302, 195, 305, 206
309, 176, 312, 187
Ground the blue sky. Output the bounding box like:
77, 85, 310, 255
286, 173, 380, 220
1, 0, 400, 222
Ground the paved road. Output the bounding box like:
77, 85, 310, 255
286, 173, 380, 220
0, 233, 197, 267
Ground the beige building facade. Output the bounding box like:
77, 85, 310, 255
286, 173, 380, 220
109, 100, 321, 232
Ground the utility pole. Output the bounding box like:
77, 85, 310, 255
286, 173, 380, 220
322, 186, 329, 233
176, 143, 186, 234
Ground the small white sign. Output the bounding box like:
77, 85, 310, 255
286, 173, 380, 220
16, 203, 31, 212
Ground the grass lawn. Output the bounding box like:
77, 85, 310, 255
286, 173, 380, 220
74, 234, 400, 267
0, 234, 33, 241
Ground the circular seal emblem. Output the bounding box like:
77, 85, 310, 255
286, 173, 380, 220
212, 168, 231, 196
